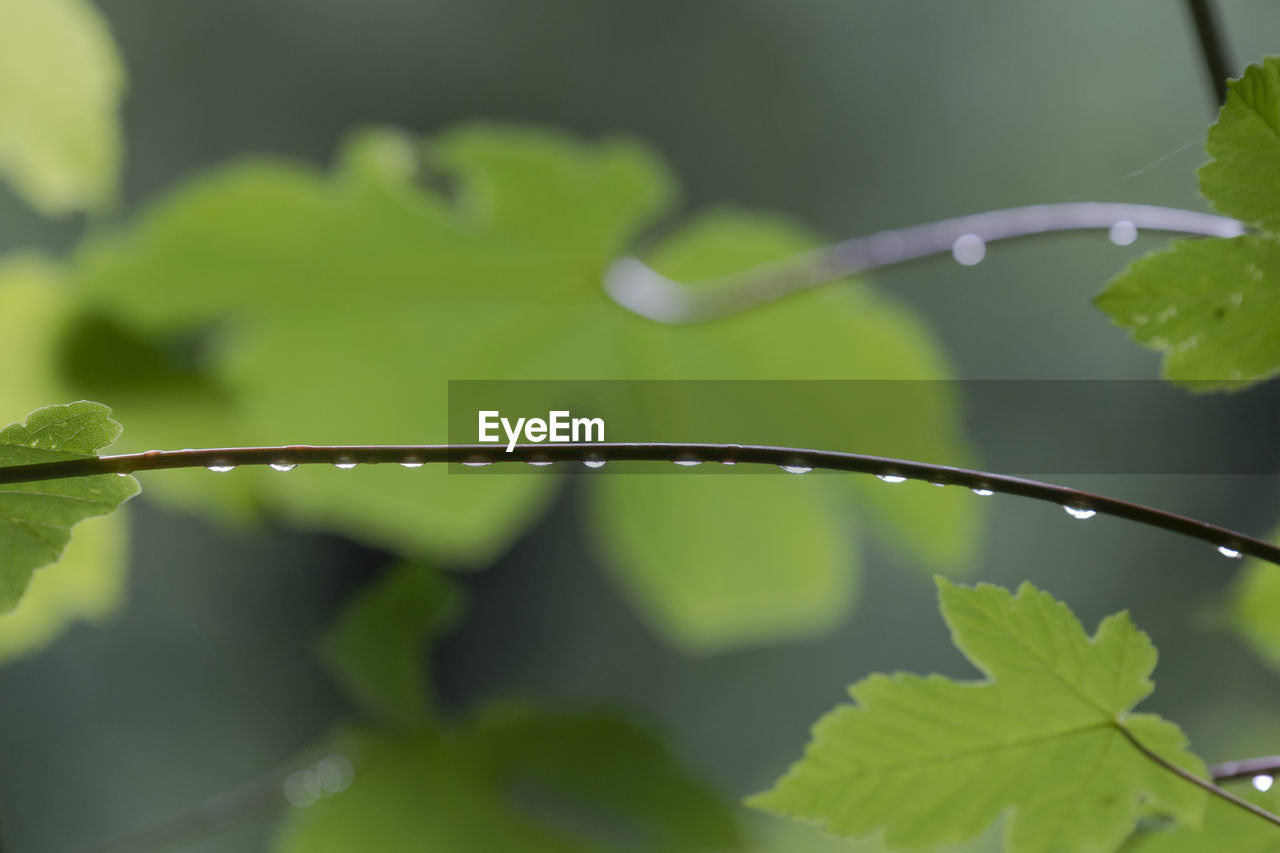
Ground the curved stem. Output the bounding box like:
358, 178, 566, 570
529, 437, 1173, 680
605, 202, 1245, 323
1116, 723, 1280, 830
1, 441, 1275, 566
90, 764, 290, 853
1210, 755, 1280, 785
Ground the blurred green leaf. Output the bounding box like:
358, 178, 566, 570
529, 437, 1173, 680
0, 401, 139, 610
272, 728, 600, 853
65, 126, 972, 652
321, 562, 462, 727
274, 708, 744, 853
293, 561, 743, 852
0, 0, 124, 215
1200, 57, 1280, 232
750, 580, 1207, 853
67, 124, 670, 564
1097, 58, 1280, 390
590, 473, 856, 653
591, 210, 977, 649
1229, 528, 1280, 670
462, 703, 745, 852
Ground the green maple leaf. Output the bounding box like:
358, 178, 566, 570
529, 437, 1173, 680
0, 401, 139, 610
1096, 57, 1280, 390
750, 579, 1210, 853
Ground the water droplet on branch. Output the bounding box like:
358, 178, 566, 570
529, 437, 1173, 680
207, 464, 236, 473
1218, 545, 1243, 559
780, 464, 812, 474
877, 473, 907, 484
1108, 220, 1138, 246
951, 233, 986, 266
1063, 504, 1096, 520
270, 462, 297, 472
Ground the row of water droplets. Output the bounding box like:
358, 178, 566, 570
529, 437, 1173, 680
202, 451, 1248, 560
949, 220, 1138, 267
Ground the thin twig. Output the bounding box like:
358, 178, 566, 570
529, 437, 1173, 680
1210, 755, 1280, 785
90, 763, 291, 852
605, 202, 1245, 323
1, 441, 1275, 566
1115, 723, 1280, 830
1185, 0, 1234, 106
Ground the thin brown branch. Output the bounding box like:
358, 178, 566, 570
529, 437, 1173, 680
1211, 755, 1280, 785
0, 441, 1275, 566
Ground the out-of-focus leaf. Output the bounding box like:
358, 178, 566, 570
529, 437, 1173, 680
591, 210, 977, 650
0, 401, 139, 610
590, 473, 856, 653
272, 728, 599, 853
65, 126, 972, 652
463, 703, 744, 852
1229, 527, 1280, 669
750, 580, 1207, 853
0, 0, 124, 214
321, 562, 461, 726
67, 125, 670, 565
273, 709, 745, 853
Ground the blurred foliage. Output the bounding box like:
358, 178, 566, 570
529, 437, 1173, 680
752, 580, 1208, 853
1098, 57, 1280, 390
321, 561, 462, 728
275, 564, 745, 853
1228, 527, 1280, 670
53, 124, 974, 652
0, 0, 123, 215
